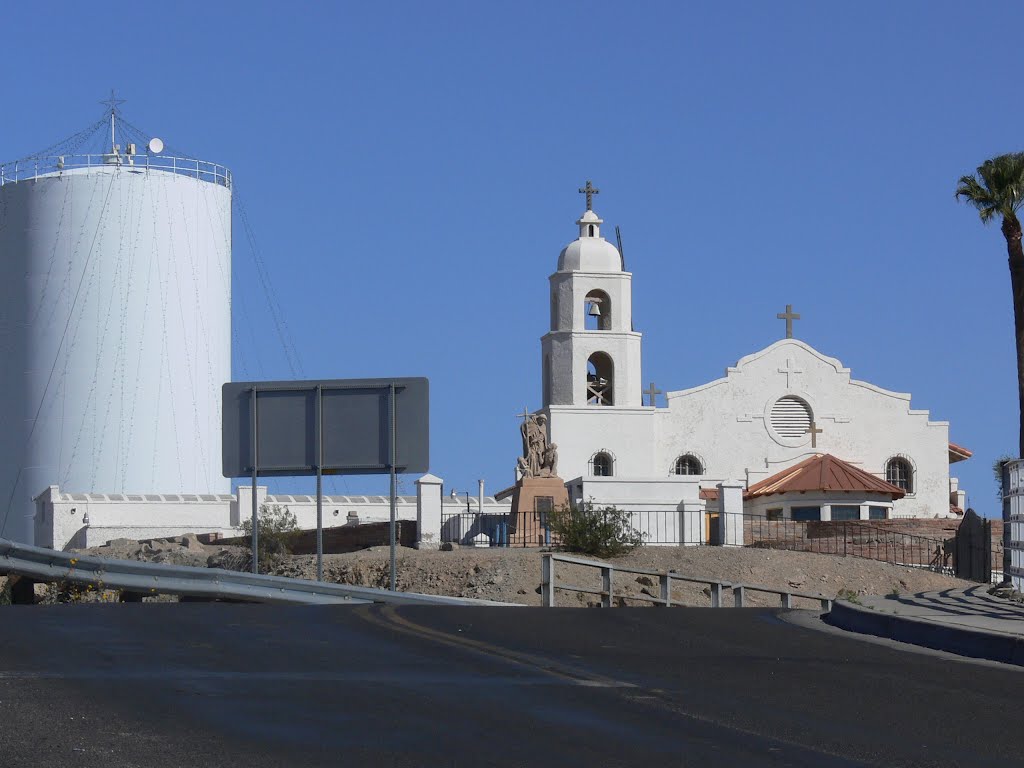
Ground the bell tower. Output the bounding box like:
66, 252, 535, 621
541, 182, 643, 408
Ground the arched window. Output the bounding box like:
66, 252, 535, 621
588, 224, 595, 237
885, 457, 914, 493
550, 291, 558, 331
584, 289, 611, 331
673, 454, 703, 475
590, 451, 614, 477
586, 352, 614, 406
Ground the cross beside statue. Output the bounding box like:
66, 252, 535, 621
643, 382, 662, 407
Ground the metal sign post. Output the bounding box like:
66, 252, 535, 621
223, 377, 429, 590
389, 383, 397, 591
316, 384, 323, 582
250, 385, 259, 574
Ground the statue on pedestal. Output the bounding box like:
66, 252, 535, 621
511, 410, 568, 546
519, 412, 558, 478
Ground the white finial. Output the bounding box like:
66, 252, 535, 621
577, 209, 603, 238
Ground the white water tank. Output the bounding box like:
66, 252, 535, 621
0, 156, 232, 543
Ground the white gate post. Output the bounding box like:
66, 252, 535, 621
717, 482, 745, 546
681, 501, 705, 546
415, 474, 444, 550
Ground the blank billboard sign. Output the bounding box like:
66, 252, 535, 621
221, 378, 429, 478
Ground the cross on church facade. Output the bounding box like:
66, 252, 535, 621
578, 180, 600, 211
643, 382, 662, 407
777, 304, 801, 339
807, 421, 823, 448
777, 358, 803, 388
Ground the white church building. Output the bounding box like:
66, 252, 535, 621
539, 187, 970, 522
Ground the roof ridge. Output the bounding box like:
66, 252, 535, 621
746, 453, 905, 500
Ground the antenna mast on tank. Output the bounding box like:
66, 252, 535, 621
615, 225, 625, 271
99, 90, 126, 154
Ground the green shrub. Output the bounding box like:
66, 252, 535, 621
547, 503, 644, 558
240, 504, 299, 569
837, 588, 862, 605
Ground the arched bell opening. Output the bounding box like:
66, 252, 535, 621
584, 289, 611, 331
586, 352, 614, 406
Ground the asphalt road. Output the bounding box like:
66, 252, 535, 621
0, 603, 1019, 767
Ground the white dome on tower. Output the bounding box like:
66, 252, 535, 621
557, 209, 622, 273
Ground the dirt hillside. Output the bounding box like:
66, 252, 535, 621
51, 536, 978, 608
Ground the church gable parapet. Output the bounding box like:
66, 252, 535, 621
732, 339, 849, 377
665, 378, 728, 400
847, 378, 912, 402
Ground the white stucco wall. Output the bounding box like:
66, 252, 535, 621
546, 407, 658, 483
744, 492, 895, 520
658, 340, 952, 519
33, 479, 495, 552
543, 270, 643, 408
567, 476, 702, 511
544, 339, 959, 519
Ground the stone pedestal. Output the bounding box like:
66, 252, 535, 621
510, 476, 570, 547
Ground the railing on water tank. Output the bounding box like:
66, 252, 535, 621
0, 153, 231, 188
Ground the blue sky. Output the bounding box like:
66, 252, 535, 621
3, 1, 1022, 512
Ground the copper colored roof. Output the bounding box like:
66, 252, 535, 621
700, 488, 719, 501
950, 504, 964, 516
745, 454, 906, 500
948, 442, 973, 464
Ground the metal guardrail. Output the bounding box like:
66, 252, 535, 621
0, 537, 518, 607
0, 153, 231, 188
540, 553, 832, 610
731, 583, 833, 611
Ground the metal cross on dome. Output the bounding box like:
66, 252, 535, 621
578, 180, 600, 211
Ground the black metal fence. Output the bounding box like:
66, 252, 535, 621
439, 509, 999, 582
742, 516, 952, 574
440, 509, 705, 548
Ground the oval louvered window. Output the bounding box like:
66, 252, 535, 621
770, 396, 812, 438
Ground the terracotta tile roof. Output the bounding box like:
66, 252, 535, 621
700, 488, 719, 501
745, 454, 906, 501
948, 442, 973, 464
950, 504, 964, 516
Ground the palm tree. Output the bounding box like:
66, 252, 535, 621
957, 153, 1024, 584
956, 153, 1024, 456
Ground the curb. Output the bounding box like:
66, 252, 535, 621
826, 600, 1024, 667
